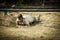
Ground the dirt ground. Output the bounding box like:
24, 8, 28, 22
0, 12, 60, 40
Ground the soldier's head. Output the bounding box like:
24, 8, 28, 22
18, 14, 23, 19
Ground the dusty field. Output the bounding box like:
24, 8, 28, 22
0, 12, 60, 40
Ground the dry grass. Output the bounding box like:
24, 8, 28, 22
0, 12, 60, 40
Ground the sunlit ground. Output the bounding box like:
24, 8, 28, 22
0, 12, 60, 40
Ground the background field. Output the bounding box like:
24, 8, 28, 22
0, 12, 60, 40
